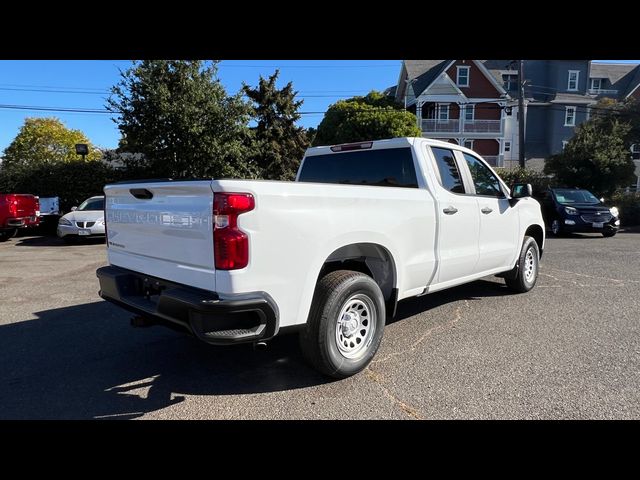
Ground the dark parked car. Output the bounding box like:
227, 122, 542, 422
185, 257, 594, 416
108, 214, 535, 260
535, 188, 620, 237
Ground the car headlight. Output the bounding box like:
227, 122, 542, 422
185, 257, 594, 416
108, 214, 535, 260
564, 206, 578, 215
94, 218, 104, 225
610, 206, 619, 218
58, 217, 72, 226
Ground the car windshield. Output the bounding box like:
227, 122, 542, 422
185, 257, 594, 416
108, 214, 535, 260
552, 189, 600, 205
77, 197, 104, 211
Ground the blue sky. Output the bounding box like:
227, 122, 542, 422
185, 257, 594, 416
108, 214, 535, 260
1, 60, 638, 153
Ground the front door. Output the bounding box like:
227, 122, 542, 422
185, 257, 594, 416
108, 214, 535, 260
457, 151, 519, 272
428, 146, 480, 284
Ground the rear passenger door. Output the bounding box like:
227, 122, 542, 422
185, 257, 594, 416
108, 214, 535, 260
457, 152, 519, 272
427, 146, 480, 284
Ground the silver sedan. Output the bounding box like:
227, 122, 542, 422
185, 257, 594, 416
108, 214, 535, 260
57, 196, 105, 242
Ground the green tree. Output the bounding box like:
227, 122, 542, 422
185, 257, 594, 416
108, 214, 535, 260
313, 91, 422, 146
1, 117, 101, 171
591, 97, 640, 147
544, 119, 635, 196
242, 70, 310, 180
107, 60, 255, 179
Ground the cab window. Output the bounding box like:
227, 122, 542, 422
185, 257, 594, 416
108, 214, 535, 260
461, 153, 504, 197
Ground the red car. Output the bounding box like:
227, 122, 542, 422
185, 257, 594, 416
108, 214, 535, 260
0, 193, 40, 242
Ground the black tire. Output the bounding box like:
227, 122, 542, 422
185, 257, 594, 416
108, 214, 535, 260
602, 230, 617, 238
505, 236, 540, 293
550, 219, 563, 237
299, 270, 386, 379
0, 230, 13, 242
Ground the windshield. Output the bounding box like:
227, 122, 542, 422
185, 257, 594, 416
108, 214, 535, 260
77, 197, 104, 211
552, 189, 600, 205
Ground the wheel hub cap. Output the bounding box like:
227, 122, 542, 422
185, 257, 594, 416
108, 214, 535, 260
335, 294, 377, 359
524, 248, 536, 282
340, 312, 359, 337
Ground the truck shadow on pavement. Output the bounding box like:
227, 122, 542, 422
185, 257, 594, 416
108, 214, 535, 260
0, 279, 511, 419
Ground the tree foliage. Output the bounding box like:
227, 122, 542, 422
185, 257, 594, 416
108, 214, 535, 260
2, 117, 101, 170
496, 167, 552, 195
107, 60, 255, 179
0, 161, 124, 213
313, 91, 422, 146
242, 70, 310, 180
544, 118, 635, 196
591, 97, 640, 147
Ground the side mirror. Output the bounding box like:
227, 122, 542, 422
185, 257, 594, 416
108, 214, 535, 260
512, 183, 532, 199
71, 206, 78, 211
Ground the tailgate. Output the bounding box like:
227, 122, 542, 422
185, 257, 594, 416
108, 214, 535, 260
14, 195, 39, 217
104, 181, 216, 291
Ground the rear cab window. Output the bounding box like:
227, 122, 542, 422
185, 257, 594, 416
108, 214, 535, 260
430, 147, 465, 194
298, 147, 418, 188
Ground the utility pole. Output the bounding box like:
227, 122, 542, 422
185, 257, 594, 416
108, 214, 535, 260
518, 60, 526, 168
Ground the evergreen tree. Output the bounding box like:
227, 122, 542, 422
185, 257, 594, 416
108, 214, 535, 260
243, 70, 310, 180
107, 60, 255, 179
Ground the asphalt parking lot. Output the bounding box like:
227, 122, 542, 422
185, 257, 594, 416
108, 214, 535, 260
1, 232, 639, 419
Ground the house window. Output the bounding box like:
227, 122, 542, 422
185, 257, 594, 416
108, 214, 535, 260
504, 141, 511, 153
632, 144, 640, 160
463, 139, 474, 150
590, 78, 602, 91
562, 140, 569, 150
463, 104, 474, 122
503, 74, 517, 91
564, 106, 576, 126
437, 104, 450, 122
568, 70, 580, 91
457, 66, 470, 87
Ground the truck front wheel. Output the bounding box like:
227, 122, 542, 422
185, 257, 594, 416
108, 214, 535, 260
299, 270, 386, 379
504, 236, 540, 293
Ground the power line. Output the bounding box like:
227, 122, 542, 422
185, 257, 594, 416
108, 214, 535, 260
0, 101, 636, 118
0, 86, 110, 95
219, 63, 399, 68
0, 104, 109, 114
0, 83, 108, 92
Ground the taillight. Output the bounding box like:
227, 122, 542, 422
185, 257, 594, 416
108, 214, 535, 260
213, 192, 255, 270
7, 195, 17, 216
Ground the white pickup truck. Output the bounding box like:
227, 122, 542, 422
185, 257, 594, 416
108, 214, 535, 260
96, 137, 545, 378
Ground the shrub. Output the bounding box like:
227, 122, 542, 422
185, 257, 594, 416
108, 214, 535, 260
0, 162, 126, 213
495, 168, 553, 196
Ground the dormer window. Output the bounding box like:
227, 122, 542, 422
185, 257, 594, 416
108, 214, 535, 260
457, 66, 470, 87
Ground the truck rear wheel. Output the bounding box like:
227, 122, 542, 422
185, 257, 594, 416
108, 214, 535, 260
504, 236, 540, 293
299, 270, 386, 378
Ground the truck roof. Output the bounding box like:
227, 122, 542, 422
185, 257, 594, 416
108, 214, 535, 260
304, 137, 476, 157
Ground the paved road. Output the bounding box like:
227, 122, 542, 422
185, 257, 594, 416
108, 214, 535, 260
1, 232, 639, 419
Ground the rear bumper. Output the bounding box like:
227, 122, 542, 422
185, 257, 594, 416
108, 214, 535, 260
2, 216, 39, 228
96, 265, 279, 345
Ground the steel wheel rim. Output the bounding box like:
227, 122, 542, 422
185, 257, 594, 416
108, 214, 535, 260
524, 248, 536, 283
335, 294, 376, 359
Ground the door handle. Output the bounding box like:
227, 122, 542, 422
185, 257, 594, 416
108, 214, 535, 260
443, 206, 458, 215
481, 207, 493, 214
